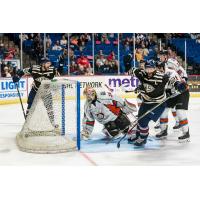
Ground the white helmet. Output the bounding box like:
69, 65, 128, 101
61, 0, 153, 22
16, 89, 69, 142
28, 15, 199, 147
83, 86, 97, 102
166, 58, 179, 70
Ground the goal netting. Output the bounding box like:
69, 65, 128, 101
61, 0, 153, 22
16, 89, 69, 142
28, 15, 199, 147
16, 79, 81, 153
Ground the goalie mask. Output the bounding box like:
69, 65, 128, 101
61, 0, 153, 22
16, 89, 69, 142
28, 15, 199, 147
83, 86, 97, 102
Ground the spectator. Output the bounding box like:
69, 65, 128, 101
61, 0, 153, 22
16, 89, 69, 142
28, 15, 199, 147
28, 33, 34, 40
19, 33, 28, 41
58, 49, 68, 75
70, 35, 79, 50
60, 35, 67, 46
76, 54, 92, 75
84, 33, 91, 42
46, 35, 52, 49
100, 59, 111, 73
196, 35, 200, 44
135, 38, 142, 49
77, 35, 86, 51
123, 36, 133, 52
101, 34, 110, 44
0, 43, 6, 58
69, 48, 76, 62
109, 33, 115, 38
33, 33, 42, 46
136, 34, 145, 41
141, 43, 149, 57
3, 66, 11, 77
123, 53, 133, 73
95, 51, 107, 70
95, 50, 105, 59
135, 48, 143, 62
4, 49, 14, 60
106, 51, 119, 72
52, 40, 62, 51
0, 60, 6, 76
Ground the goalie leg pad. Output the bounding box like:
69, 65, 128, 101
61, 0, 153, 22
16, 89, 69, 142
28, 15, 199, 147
104, 113, 131, 137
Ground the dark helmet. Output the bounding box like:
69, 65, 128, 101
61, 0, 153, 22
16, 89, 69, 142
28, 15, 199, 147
40, 57, 51, 65
145, 59, 156, 68
158, 50, 168, 56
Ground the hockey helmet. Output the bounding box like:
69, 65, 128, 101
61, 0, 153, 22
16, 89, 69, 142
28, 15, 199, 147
40, 57, 51, 65
145, 59, 156, 68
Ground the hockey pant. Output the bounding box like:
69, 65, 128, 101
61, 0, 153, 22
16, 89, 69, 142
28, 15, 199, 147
133, 102, 166, 143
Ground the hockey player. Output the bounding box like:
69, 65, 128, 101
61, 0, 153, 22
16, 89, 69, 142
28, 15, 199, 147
127, 60, 187, 146
155, 58, 190, 142
155, 60, 180, 130
12, 58, 58, 128
81, 86, 137, 140
154, 52, 180, 129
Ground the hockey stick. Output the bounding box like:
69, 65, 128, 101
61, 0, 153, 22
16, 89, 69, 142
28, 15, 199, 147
117, 92, 181, 148
15, 81, 26, 119
105, 83, 134, 94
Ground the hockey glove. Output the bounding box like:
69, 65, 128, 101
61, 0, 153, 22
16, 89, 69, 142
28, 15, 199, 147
134, 84, 144, 94
12, 75, 20, 83
174, 81, 187, 93
12, 69, 25, 83
163, 74, 170, 84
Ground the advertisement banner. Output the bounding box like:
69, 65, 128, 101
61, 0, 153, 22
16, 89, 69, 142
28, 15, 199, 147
1, 75, 200, 105
0, 78, 28, 104
65, 75, 139, 98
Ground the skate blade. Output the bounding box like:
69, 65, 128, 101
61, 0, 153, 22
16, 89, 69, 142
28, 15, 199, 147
154, 127, 161, 130
155, 136, 167, 140
178, 138, 190, 143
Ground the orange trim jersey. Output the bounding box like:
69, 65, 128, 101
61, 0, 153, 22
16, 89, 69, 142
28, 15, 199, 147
82, 91, 137, 135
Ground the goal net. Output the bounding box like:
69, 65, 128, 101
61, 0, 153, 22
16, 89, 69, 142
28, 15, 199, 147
16, 79, 81, 153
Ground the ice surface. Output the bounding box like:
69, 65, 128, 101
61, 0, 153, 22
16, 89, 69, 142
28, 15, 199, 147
0, 98, 200, 166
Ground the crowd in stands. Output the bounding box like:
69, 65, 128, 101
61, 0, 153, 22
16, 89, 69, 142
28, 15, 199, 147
69, 33, 93, 75
2, 33, 200, 77
94, 33, 118, 74
0, 37, 19, 77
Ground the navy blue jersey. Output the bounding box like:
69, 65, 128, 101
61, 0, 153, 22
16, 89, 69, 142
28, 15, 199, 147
129, 68, 169, 103
22, 65, 56, 91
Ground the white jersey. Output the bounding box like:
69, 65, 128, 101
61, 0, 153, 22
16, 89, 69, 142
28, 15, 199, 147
176, 65, 188, 83
82, 91, 136, 134
165, 67, 181, 93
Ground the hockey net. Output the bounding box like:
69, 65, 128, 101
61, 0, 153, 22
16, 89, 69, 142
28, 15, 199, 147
16, 79, 81, 153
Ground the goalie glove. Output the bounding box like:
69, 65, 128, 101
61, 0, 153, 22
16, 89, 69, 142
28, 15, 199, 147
81, 130, 91, 140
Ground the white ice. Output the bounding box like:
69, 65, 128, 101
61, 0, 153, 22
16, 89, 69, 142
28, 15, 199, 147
0, 98, 200, 166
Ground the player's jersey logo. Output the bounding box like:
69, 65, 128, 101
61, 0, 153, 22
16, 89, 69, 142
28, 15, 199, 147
96, 113, 104, 120
143, 83, 155, 93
